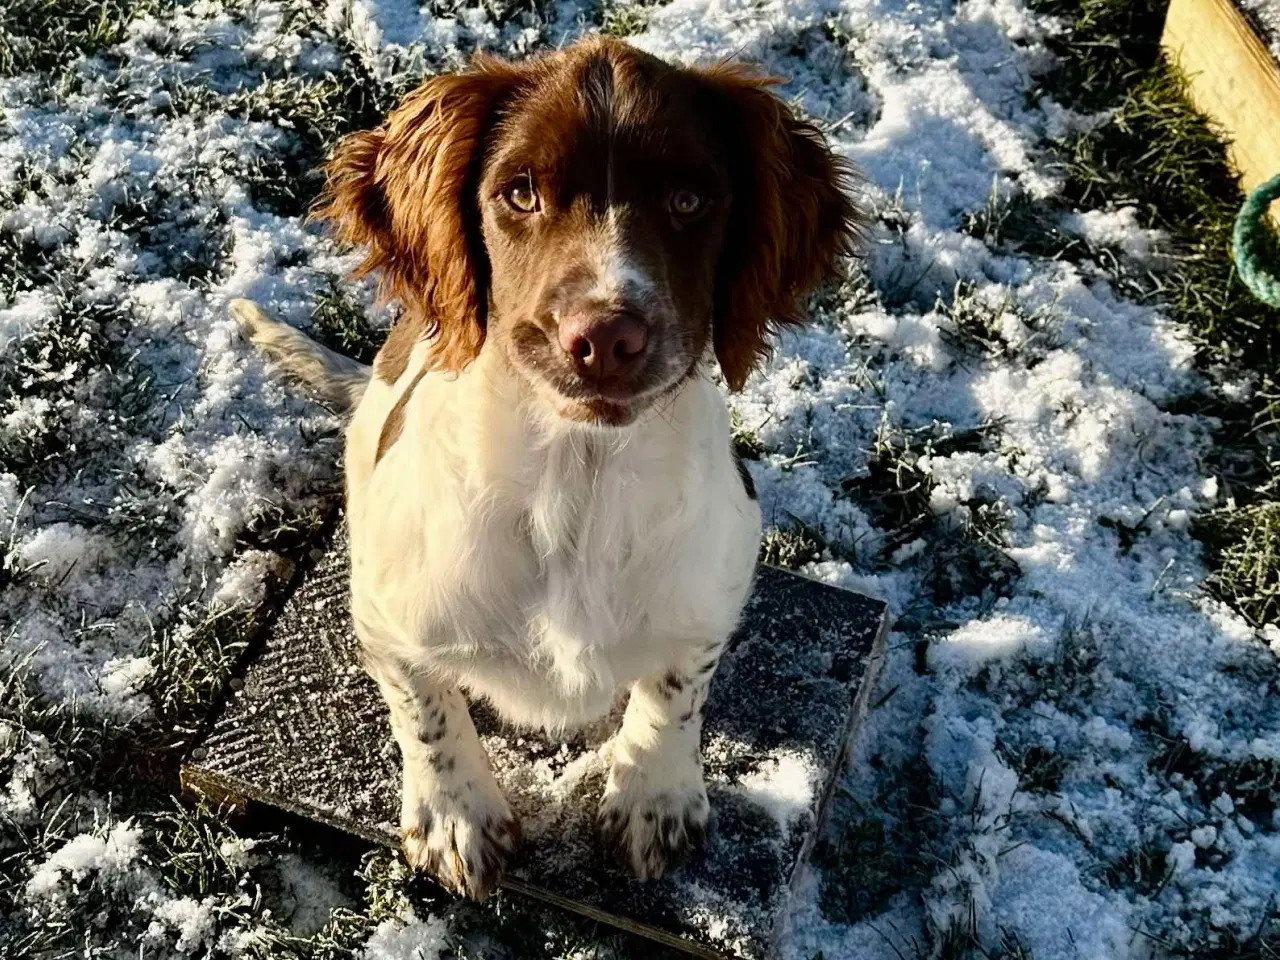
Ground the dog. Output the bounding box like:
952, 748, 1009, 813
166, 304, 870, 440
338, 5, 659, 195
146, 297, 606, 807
232, 35, 862, 901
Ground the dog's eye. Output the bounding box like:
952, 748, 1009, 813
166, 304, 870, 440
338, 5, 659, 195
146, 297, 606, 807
504, 175, 540, 214
669, 188, 704, 219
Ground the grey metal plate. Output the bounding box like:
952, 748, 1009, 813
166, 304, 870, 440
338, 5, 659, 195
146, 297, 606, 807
184, 525, 886, 959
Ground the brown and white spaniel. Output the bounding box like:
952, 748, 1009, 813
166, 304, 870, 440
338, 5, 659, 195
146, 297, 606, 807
233, 35, 862, 901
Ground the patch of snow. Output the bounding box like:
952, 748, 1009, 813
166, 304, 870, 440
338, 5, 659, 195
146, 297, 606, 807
361, 907, 450, 960
26, 821, 145, 900
275, 853, 353, 936
1062, 206, 1169, 265
327, 0, 429, 51
218, 837, 260, 872
734, 751, 819, 834
149, 896, 220, 954
212, 549, 284, 609
0, 289, 59, 355
0, 723, 65, 828
929, 612, 1049, 671
986, 845, 1133, 958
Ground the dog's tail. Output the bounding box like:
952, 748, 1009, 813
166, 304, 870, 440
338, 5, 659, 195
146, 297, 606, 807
230, 299, 371, 415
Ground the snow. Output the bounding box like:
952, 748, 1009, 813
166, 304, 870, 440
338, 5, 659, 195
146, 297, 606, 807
985, 845, 1133, 958
2, 0, 1277, 956
0, 290, 59, 355
26, 821, 146, 900
274, 853, 353, 936
928, 612, 1049, 670
217, 837, 260, 872
733, 750, 820, 833
1062, 206, 1169, 266
360, 907, 450, 960
149, 896, 220, 954
334, 0, 432, 50
0, 723, 64, 828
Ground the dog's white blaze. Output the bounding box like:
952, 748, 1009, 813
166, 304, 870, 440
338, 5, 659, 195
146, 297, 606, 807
586, 209, 654, 303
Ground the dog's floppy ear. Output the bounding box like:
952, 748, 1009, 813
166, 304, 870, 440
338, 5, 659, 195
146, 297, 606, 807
699, 63, 865, 391
312, 60, 525, 374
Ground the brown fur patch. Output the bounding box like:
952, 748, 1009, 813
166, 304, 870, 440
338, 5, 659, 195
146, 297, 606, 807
314, 37, 865, 408
699, 62, 867, 390
376, 368, 428, 464
311, 61, 533, 378
374, 315, 428, 384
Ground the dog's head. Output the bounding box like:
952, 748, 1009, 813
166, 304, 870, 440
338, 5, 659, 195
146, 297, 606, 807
315, 38, 863, 426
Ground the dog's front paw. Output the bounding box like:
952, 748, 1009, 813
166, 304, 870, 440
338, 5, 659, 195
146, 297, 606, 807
400, 777, 521, 900
598, 769, 710, 880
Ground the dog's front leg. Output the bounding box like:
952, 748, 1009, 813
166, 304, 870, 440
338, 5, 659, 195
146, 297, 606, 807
598, 644, 724, 879
364, 655, 520, 900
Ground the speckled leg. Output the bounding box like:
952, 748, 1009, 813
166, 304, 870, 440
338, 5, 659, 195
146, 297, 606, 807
364, 655, 520, 900
598, 642, 724, 879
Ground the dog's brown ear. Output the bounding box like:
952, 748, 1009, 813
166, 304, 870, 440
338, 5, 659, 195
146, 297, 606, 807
699, 63, 865, 391
312, 62, 525, 374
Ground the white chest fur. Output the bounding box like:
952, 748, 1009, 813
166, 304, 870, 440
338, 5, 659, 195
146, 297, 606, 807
343, 346, 761, 731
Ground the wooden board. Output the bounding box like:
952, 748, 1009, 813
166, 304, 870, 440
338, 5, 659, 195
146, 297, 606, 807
1162, 0, 1280, 220
182, 524, 887, 959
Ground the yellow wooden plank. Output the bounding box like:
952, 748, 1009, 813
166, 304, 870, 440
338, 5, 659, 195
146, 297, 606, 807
1162, 0, 1280, 218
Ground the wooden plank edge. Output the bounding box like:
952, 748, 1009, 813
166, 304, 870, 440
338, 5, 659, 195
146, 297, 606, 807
181, 762, 398, 847
180, 763, 740, 957
179, 764, 250, 813
758, 562, 888, 603
770, 604, 891, 957
501, 877, 734, 960
178, 506, 341, 772
1161, 0, 1280, 222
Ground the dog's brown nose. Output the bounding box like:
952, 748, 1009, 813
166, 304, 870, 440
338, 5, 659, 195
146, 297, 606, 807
558, 312, 648, 379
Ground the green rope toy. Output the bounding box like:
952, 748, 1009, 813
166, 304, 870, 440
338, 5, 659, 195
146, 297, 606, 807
1233, 172, 1280, 308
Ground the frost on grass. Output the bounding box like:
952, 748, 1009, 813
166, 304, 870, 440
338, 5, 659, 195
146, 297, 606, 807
2, 0, 1278, 958
25, 820, 145, 901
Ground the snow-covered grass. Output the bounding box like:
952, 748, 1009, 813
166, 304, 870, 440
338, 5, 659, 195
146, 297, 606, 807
2, 0, 1278, 957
